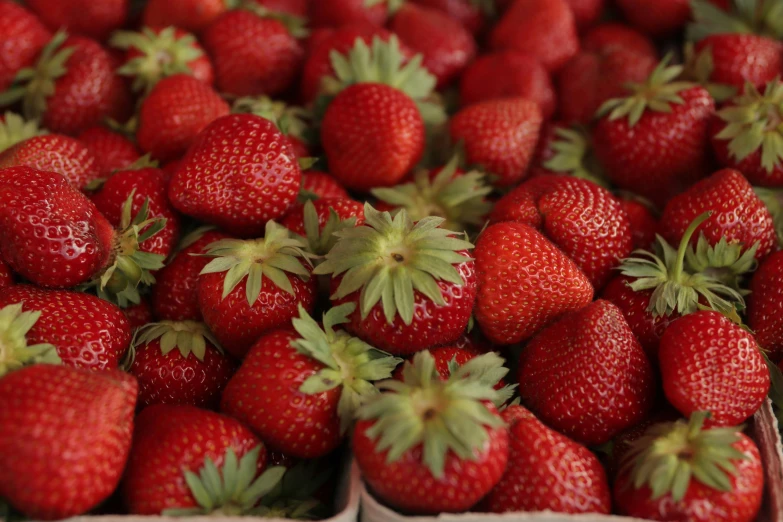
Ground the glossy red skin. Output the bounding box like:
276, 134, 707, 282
619, 198, 659, 250
151, 230, 230, 322
203, 10, 303, 98
124, 26, 214, 86
322, 83, 425, 192
309, 0, 387, 28
137, 74, 230, 163
123, 404, 265, 515
130, 336, 235, 409
169, 114, 301, 237
0, 366, 136, 521
106, 64, 134, 125
490, 176, 633, 290
331, 256, 476, 355
475, 222, 594, 345
660, 169, 776, 260
353, 412, 509, 514
486, 405, 611, 514
0, 167, 114, 288
614, 433, 764, 522
0, 259, 13, 288
301, 171, 349, 199
142, 0, 227, 34
26, 0, 126, 41
593, 86, 715, 207
660, 311, 770, 427
282, 197, 365, 236
582, 23, 658, 59
254, 0, 308, 17
711, 114, 783, 186
748, 251, 783, 361
0, 1, 51, 91
410, 0, 485, 35
0, 134, 100, 190
615, 0, 691, 36
123, 299, 153, 330
198, 269, 317, 359
565, 0, 604, 30
391, 4, 476, 89
460, 52, 556, 119
490, 0, 578, 72
696, 34, 783, 94
0, 285, 131, 371
221, 329, 342, 458
449, 98, 543, 188
78, 127, 140, 177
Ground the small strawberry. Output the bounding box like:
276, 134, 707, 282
748, 251, 783, 360
0, 134, 100, 190
474, 221, 594, 345
0, 365, 137, 520
615, 0, 691, 36
0, 1, 51, 92
231, 95, 312, 158
77, 126, 140, 177
282, 198, 365, 255
123, 298, 153, 330
582, 23, 658, 59
353, 350, 509, 514
301, 170, 350, 200
142, 0, 227, 34
25, 0, 127, 42
169, 113, 301, 237
221, 303, 401, 458
618, 195, 659, 250
485, 405, 612, 514
314, 204, 476, 355
614, 412, 764, 522
309, 0, 387, 28
0, 112, 46, 154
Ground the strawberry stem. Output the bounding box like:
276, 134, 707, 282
671, 211, 713, 281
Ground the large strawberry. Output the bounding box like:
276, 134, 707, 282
222, 303, 401, 458
142, 0, 227, 34
615, 0, 691, 36
474, 221, 594, 345
0, 134, 100, 190
77, 126, 140, 177
0, 1, 51, 92
354, 350, 509, 514
0, 365, 137, 520
309, 0, 387, 28
485, 405, 611, 514
748, 251, 783, 361
314, 204, 476, 355
25, 0, 127, 41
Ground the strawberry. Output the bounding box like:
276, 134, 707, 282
169, 113, 301, 237
565, 0, 605, 30
136, 74, 230, 163
314, 205, 476, 355
0, 32, 116, 135
123, 404, 285, 515
353, 350, 509, 514
281, 198, 365, 254
301, 170, 350, 200
615, 0, 691, 36
474, 221, 594, 345
309, 0, 387, 28
110, 26, 214, 94
490, 176, 633, 290
449, 97, 543, 187
0, 112, 45, 153
197, 221, 317, 358
221, 303, 401, 458
0, 1, 51, 92
129, 321, 235, 409
123, 298, 153, 330
485, 405, 611, 514
614, 412, 764, 522
582, 23, 658, 59
593, 58, 715, 206
410, 0, 488, 35
489, 0, 578, 72
77, 126, 140, 177
0, 259, 13, 289
25, 0, 127, 42
0, 134, 100, 190
142, 0, 228, 34
231, 95, 312, 158
459, 52, 556, 119
531, 123, 608, 186
203, 7, 305, 98
619, 195, 659, 250
519, 299, 655, 445
748, 251, 783, 361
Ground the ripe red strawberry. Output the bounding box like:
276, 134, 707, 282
169, 114, 301, 237
485, 405, 611, 514
565, 0, 605, 30
202, 7, 305, 98
0, 134, 100, 190
301, 170, 349, 199
489, 0, 578, 72
1, 32, 116, 135
0, 1, 51, 92
593, 58, 715, 206
0, 365, 137, 520
615, 0, 691, 36
231, 95, 312, 159
314, 205, 476, 355
136, 74, 230, 163
353, 350, 509, 514
449, 97, 543, 187
282, 197, 365, 254
123, 404, 284, 515
309, 0, 387, 28
222, 303, 401, 458
197, 222, 317, 358
77, 126, 140, 177
142, 0, 227, 34
475, 222, 594, 345
459, 52, 556, 119
748, 251, 783, 361
519, 299, 655, 445
25, 0, 126, 41
582, 23, 658, 59
490, 176, 633, 290
614, 413, 764, 522
123, 298, 153, 330
0, 259, 13, 289
618, 195, 659, 250
410, 0, 487, 35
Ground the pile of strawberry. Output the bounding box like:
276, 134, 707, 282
3, 0, 783, 521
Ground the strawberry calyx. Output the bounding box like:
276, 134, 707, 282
715, 79, 783, 174
685, 234, 759, 292
293, 303, 402, 433
313, 204, 474, 326
299, 199, 359, 256
0, 112, 46, 153
687, 0, 783, 41
619, 412, 747, 502
364, 0, 405, 14
133, 320, 223, 361
754, 186, 783, 244
597, 55, 695, 127
232, 96, 311, 145
0, 304, 60, 377
250, 460, 331, 519
239, 3, 309, 38
371, 156, 493, 231
199, 221, 314, 307
162, 446, 287, 516
681, 43, 739, 102
542, 126, 608, 187
357, 350, 505, 478
445, 354, 517, 407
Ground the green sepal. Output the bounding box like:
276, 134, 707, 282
687, 0, 783, 41
685, 234, 759, 292
681, 43, 738, 103
0, 303, 61, 377
541, 126, 608, 187
0, 112, 46, 153
123, 153, 160, 171
199, 221, 314, 307
232, 96, 311, 144
251, 457, 333, 519
133, 320, 223, 361
240, 3, 309, 38
446, 353, 517, 407
313, 204, 474, 325
357, 350, 505, 479
175, 225, 217, 254
297, 199, 358, 256
755, 186, 783, 245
